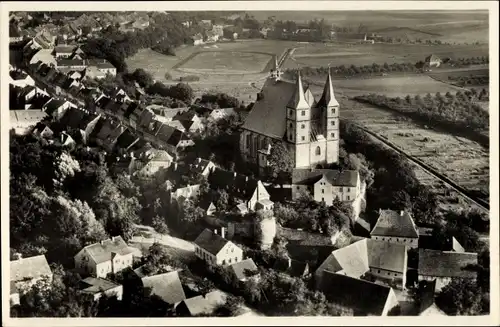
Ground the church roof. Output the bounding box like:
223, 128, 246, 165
286, 71, 310, 110
317, 69, 339, 108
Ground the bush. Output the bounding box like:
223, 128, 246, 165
179, 75, 200, 82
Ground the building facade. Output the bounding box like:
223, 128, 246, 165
194, 228, 244, 266
240, 67, 340, 170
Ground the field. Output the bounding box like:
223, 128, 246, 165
284, 43, 490, 69
176, 51, 273, 74
339, 98, 489, 211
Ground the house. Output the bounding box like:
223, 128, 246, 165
425, 54, 442, 68
10, 255, 53, 298
315, 238, 408, 290
56, 58, 87, 70
131, 149, 174, 178
317, 270, 399, 316
191, 33, 204, 46
240, 70, 340, 170
54, 45, 76, 58
199, 196, 217, 216
229, 258, 259, 281
9, 24, 23, 43
86, 59, 117, 79
208, 168, 274, 213
171, 111, 204, 133
175, 290, 226, 317
33, 124, 54, 139
79, 277, 123, 301
140, 271, 186, 307
42, 98, 75, 120
273, 256, 310, 278
108, 87, 131, 103
10, 110, 48, 135
170, 184, 201, 208
189, 157, 216, 177
291, 168, 365, 220
60, 132, 76, 147
205, 31, 219, 43
9, 70, 36, 88
208, 108, 236, 121
194, 228, 243, 266
74, 236, 135, 278
59, 108, 101, 144
418, 249, 478, 292
370, 209, 419, 248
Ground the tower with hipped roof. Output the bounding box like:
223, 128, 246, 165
241, 68, 340, 170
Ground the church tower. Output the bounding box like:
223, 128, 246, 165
270, 55, 282, 81
317, 68, 340, 164
285, 70, 312, 168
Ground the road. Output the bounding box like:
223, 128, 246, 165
348, 121, 489, 213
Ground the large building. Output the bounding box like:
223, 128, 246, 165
240, 66, 340, 170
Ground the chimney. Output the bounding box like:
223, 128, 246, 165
111, 236, 116, 242
400, 210, 405, 217
221, 227, 225, 239
198, 157, 201, 163
245, 176, 248, 182
131, 151, 135, 158
214, 229, 218, 235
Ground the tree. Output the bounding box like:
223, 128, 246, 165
436, 278, 485, 315
131, 68, 154, 88
265, 140, 293, 184
169, 83, 194, 103
212, 295, 245, 316
180, 199, 205, 224
215, 189, 229, 212
152, 215, 169, 234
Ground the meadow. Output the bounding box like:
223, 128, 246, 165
176, 51, 273, 74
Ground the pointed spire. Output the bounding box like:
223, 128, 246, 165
287, 70, 309, 109
318, 67, 339, 108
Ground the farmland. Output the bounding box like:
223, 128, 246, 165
284, 43, 489, 69
175, 51, 273, 74
338, 98, 489, 212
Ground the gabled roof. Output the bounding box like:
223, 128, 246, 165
366, 239, 407, 273
80, 277, 120, 294
370, 209, 419, 239
418, 249, 478, 278
54, 45, 76, 54
79, 236, 134, 264
318, 271, 394, 316
43, 98, 67, 115
180, 290, 226, 316
273, 257, 309, 277
141, 271, 187, 305
190, 158, 214, 175
292, 169, 359, 187
229, 258, 259, 280
193, 228, 231, 256
10, 109, 47, 124
11, 255, 53, 282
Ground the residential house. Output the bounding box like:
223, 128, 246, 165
42, 98, 75, 120
59, 131, 76, 147
208, 168, 274, 214
190, 157, 216, 177
74, 236, 135, 278
317, 270, 399, 316
418, 249, 478, 292
10, 255, 53, 300
131, 149, 174, 178
425, 54, 442, 68
108, 87, 132, 103
29, 49, 56, 67
33, 124, 54, 139
140, 271, 187, 307
9, 70, 36, 88
86, 59, 117, 79
315, 238, 408, 290
79, 277, 123, 301
170, 184, 201, 209
229, 258, 259, 282
370, 209, 419, 248
199, 197, 217, 217
208, 108, 236, 121
175, 290, 226, 317
191, 33, 204, 46
291, 168, 365, 220
114, 128, 141, 152
171, 111, 204, 133
59, 108, 102, 144
10, 110, 48, 135
54, 45, 76, 58
194, 228, 243, 266
56, 58, 87, 70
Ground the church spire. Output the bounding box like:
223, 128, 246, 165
318, 67, 339, 108
287, 70, 309, 109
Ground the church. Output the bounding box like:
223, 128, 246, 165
240, 60, 340, 170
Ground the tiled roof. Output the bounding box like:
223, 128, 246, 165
371, 209, 419, 239
54, 45, 76, 54
11, 255, 52, 282
10, 109, 47, 124
366, 239, 407, 273
229, 258, 258, 280
418, 249, 478, 278
56, 59, 85, 67
81, 236, 134, 264
242, 78, 296, 139
180, 290, 226, 316
43, 98, 66, 115
193, 228, 230, 256
291, 169, 359, 186
80, 277, 120, 294
190, 158, 214, 175
318, 271, 394, 316
141, 271, 187, 305
316, 70, 339, 108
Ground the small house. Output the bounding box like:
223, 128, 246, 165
194, 228, 243, 266
79, 277, 123, 301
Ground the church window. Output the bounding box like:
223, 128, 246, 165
289, 122, 293, 129
331, 108, 336, 114
331, 120, 335, 126
289, 110, 293, 116
315, 146, 321, 155
331, 132, 335, 138
301, 124, 305, 129
322, 189, 324, 194
301, 136, 305, 141
301, 110, 305, 116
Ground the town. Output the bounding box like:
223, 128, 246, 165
7, 10, 490, 318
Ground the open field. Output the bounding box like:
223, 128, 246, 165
306, 74, 464, 98
176, 51, 273, 74
285, 43, 489, 69
338, 98, 489, 211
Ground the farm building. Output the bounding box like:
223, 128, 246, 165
240, 69, 340, 170
425, 54, 442, 67
370, 209, 419, 248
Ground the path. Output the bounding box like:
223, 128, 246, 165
130, 224, 195, 252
